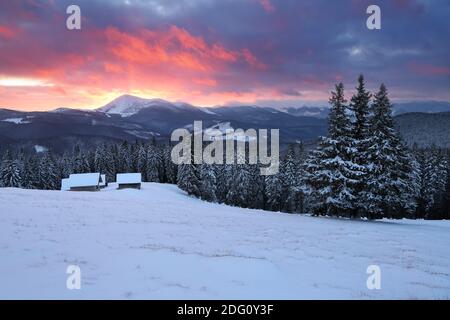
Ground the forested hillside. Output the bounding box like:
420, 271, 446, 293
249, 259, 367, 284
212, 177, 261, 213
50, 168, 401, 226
394, 112, 450, 148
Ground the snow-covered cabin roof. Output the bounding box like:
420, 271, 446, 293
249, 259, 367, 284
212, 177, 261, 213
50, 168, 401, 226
69, 173, 101, 188
99, 174, 106, 187
116, 173, 142, 184
61, 178, 70, 191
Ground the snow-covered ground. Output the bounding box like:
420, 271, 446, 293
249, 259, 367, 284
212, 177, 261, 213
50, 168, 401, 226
1, 117, 31, 124
0, 183, 449, 299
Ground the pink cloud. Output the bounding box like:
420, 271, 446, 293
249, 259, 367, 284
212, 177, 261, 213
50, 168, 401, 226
259, 0, 275, 13
409, 62, 450, 76
0, 24, 16, 39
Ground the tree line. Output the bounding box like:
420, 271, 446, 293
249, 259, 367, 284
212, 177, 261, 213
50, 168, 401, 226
0, 139, 178, 190
0, 76, 449, 219
176, 76, 450, 220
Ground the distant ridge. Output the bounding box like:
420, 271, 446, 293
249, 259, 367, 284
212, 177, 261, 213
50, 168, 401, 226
0, 95, 449, 154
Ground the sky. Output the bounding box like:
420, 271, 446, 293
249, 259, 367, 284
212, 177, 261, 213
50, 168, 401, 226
0, 0, 449, 111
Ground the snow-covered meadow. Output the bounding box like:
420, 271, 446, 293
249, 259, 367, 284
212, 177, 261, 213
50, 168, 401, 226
0, 183, 449, 299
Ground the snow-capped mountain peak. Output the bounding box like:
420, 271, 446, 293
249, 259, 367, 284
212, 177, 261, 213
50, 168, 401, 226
97, 94, 183, 117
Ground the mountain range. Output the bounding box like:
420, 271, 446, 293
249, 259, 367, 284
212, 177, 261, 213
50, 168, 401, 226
1, 95, 449, 154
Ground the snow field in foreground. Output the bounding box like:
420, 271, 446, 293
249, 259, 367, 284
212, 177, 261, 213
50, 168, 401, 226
0, 183, 449, 299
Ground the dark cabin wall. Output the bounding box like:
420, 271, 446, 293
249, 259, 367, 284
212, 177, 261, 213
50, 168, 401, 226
70, 186, 99, 192
117, 183, 141, 190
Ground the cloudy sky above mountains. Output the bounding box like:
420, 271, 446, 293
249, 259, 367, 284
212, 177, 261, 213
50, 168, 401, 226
0, 0, 449, 110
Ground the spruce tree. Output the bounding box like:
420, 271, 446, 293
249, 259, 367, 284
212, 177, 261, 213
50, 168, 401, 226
130, 141, 139, 172
103, 144, 116, 183
177, 163, 201, 197
0, 150, 22, 188
364, 84, 414, 218
294, 142, 308, 213
163, 143, 177, 184
280, 144, 298, 213
225, 164, 237, 206
214, 164, 228, 203
17, 149, 26, 184
349, 75, 372, 215
441, 153, 450, 219
176, 141, 200, 197
60, 152, 73, 179
136, 145, 147, 181
226, 151, 252, 208
118, 141, 131, 173
200, 164, 217, 202
94, 145, 107, 175
72, 144, 89, 174
86, 149, 96, 172
111, 144, 120, 179
304, 83, 362, 216
413, 146, 428, 218
424, 146, 448, 219
231, 163, 252, 208
39, 151, 59, 190
22, 154, 40, 189
146, 144, 161, 182
265, 171, 282, 211
247, 163, 265, 209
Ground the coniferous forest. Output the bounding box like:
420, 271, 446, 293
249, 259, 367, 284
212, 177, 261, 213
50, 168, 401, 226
1, 76, 449, 220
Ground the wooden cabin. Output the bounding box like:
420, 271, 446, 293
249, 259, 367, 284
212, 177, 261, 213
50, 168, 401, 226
68, 173, 101, 191
116, 173, 142, 190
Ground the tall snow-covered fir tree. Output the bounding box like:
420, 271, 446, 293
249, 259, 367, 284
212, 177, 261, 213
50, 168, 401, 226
304, 83, 362, 216
364, 84, 415, 218
348, 75, 372, 215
